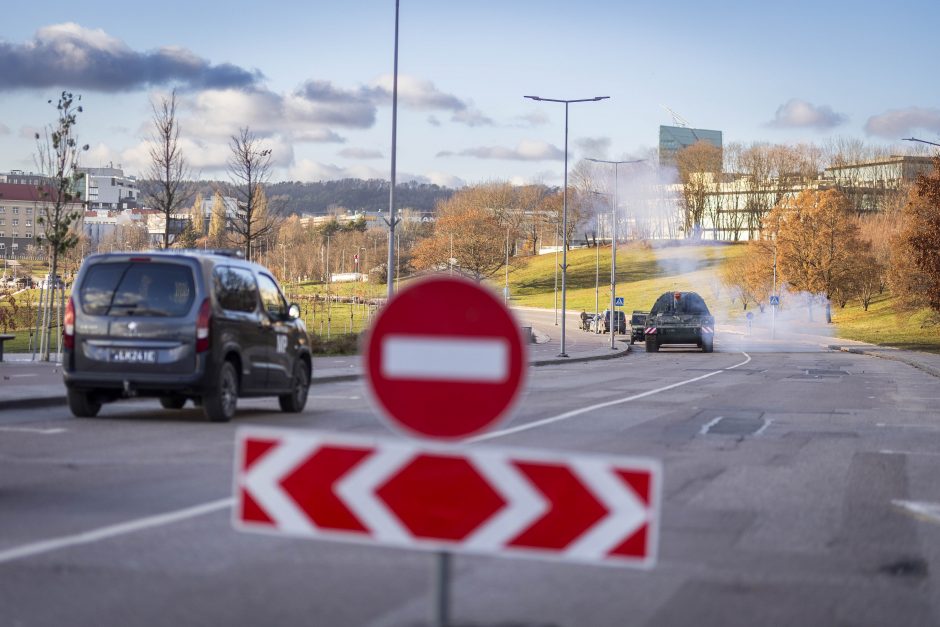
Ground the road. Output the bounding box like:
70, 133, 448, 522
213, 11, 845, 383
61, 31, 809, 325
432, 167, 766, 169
2, 333, 940, 626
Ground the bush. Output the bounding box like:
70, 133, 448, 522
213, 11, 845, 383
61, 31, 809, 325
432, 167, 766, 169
309, 332, 360, 356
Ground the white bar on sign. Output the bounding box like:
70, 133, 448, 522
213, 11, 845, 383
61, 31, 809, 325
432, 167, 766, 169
381, 335, 509, 382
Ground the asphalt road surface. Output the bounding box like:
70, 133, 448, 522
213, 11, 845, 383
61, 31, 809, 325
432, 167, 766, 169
2, 334, 940, 626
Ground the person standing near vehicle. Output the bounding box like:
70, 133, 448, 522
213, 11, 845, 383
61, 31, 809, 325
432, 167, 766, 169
580, 310, 589, 330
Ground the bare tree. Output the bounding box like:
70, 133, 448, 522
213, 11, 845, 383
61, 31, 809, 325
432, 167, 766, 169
34, 91, 88, 361
674, 140, 723, 239
145, 90, 191, 249
228, 127, 276, 260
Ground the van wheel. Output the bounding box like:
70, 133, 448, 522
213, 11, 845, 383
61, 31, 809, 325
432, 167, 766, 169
204, 361, 238, 422
702, 337, 714, 353
646, 337, 659, 353
279, 361, 310, 413
159, 396, 187, 410
68, 389, 101, 418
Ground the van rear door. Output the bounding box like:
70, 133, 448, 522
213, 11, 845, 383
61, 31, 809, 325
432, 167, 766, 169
74, 258, 199, 375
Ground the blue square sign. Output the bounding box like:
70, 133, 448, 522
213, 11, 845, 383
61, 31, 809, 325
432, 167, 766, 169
615, 297, 624, 307
769, 295, 780, 306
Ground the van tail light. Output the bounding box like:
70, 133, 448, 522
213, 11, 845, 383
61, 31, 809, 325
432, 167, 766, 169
63, 297, 75, 350
196, 298, 211, 353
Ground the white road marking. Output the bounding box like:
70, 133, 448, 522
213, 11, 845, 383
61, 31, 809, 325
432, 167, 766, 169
892, 500, 940, 525
0, 498, 234, 565
880, 449, 940, 457
382, 335, 509, 382
0, 352, 753, 564
4, 374, 38, 378
753, 419, 773, 437
0, 426, 66, 435
699, 416, 724, 435
467, 353, 752, 443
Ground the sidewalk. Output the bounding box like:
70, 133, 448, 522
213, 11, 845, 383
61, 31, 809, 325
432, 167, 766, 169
0, 317, 630, 411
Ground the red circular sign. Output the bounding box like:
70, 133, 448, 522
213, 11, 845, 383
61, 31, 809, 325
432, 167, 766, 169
364, 276, 527, 440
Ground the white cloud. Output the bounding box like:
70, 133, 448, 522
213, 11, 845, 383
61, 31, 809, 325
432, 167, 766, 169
421, 171, 466, 188
767, 99, 846, 129
575, 137, 611, 159
865, 107, 940, 138
371, 74, 466, 111
512, 111, 549, 127
338, 148, 383, 160
288, 159, 386, 182
1, 22, 261, 92
439, 140, 564, 161
450, 108, 494, 127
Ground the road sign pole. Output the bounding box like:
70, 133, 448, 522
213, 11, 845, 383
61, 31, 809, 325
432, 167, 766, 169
432, 551, 452, 627
772, 247, 777, 340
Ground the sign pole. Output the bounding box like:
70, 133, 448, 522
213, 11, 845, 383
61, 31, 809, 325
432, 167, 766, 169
772, 246, 777, 340
432, 551, 452, 627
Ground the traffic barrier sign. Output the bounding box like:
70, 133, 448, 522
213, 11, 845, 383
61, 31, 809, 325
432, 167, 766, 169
234, 429, 661, 568
363, 276, 526, 439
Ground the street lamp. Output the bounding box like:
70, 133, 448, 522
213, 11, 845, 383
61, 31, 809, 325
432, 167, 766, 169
903, 137, 940, 147
385, 0, 402, 300
586, 158, 645, 350
525, 95, 610, 357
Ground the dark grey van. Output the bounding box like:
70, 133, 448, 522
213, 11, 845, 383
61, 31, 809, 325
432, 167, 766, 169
63, 250, 312, 422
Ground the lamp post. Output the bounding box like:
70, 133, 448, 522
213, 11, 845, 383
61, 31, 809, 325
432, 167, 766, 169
586, 158, 644, 350
385, 0, 401, 300
525, 95, 609, 357
588, 189, 611, 339
504, 225, 511, 306
903, 137, 940, 147
553, 224, 558, 325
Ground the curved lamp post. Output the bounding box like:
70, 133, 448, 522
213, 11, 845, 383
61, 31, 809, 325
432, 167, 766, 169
524, 95, 609, 357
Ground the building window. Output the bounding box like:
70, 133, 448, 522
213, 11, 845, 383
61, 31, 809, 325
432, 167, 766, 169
0, 207, 4, 213
25, 233, 32, 238
12, 207, 19, 214
25, 221, 31, 227
12, 219, 18, 227
0, 243, 5, 250
12, 232, 18, 239
0, 219, 4, 226
26, 208, 32, 215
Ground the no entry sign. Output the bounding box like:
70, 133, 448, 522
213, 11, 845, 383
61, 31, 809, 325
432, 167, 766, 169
234, 429, 661, 568
363, 277, 526, 439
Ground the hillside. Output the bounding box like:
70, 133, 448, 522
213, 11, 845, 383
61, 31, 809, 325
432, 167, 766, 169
179, 178, 454, 216
506, 241, 940, 353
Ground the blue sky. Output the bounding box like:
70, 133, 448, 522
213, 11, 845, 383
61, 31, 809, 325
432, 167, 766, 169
1, 0, 939, 188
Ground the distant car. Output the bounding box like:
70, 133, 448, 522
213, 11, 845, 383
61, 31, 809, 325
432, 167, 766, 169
601, 309, 627, 334
630, 311, 648, 344
38, 274, 66, 289
63, 250, 312, 422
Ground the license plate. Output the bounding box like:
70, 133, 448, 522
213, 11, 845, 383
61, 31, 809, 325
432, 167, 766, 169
110, 349, 158, 363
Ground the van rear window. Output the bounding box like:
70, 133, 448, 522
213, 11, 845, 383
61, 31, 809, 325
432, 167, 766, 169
80, 262, 195, 317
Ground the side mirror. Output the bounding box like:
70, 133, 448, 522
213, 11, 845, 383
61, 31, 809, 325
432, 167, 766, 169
288, 303, 301, 320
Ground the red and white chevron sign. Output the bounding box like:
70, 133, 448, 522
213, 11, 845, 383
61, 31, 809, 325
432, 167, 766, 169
234, 429, 660, 567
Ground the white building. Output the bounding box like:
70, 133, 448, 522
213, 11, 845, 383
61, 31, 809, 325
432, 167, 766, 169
77, 165, 140, 210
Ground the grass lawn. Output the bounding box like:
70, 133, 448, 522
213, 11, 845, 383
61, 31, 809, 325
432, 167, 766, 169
505, 240, 940, 354
3, 242, 938, 356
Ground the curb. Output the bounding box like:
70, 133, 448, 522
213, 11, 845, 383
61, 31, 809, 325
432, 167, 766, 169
828, 345, 940, 380
0, 347, 632, 410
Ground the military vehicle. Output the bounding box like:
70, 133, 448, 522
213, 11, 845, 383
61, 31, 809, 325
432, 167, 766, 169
644, 291, 715, 353
629, 311, 648, 345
